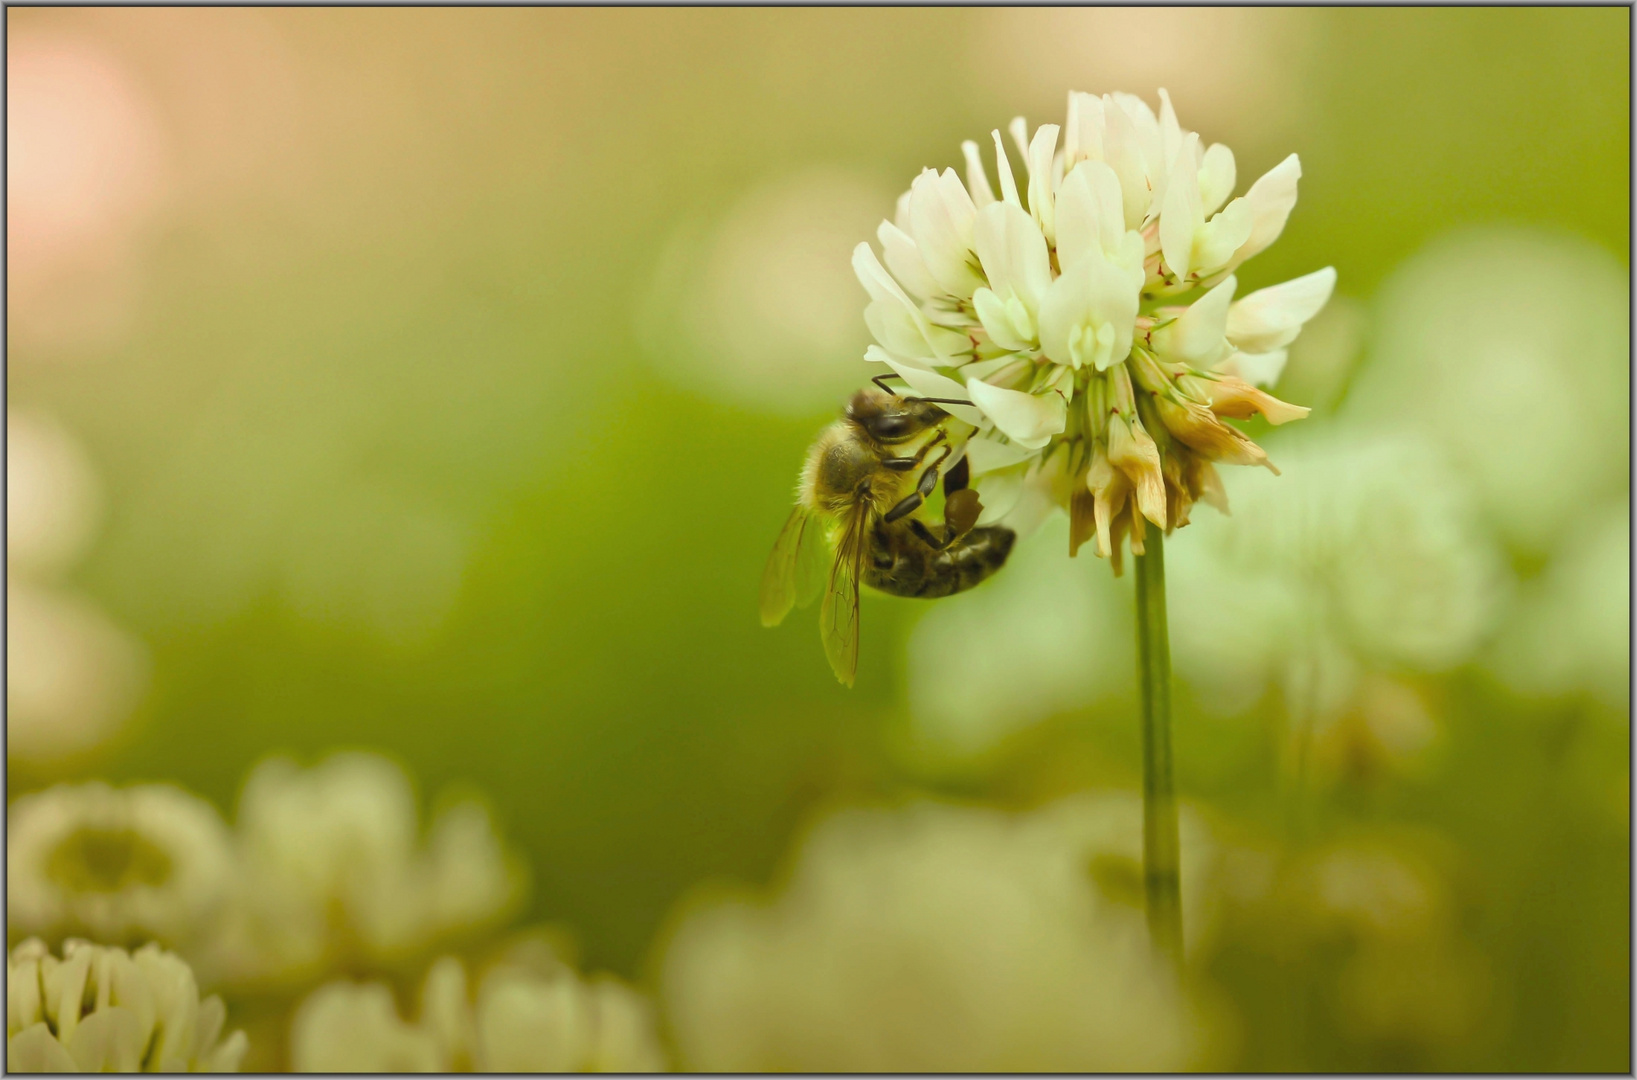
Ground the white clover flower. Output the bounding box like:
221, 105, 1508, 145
1166, 428, 1509, 736
1302, 843, 1445, 942
8, 410, 102, 580
8, 782, 232, 949
1306, 674, 1442, 785
7, 580, 147, 765
289, 942, 667, 1073
659, 793, 1220, 1073
288, 980, 442, 1072
7, 937, 246, 1072
1484, 500, 1629, 709
7, 409, 147, 765
1344, 227, 1628, 555
198, 752, 526, 992
856, 90, 1333, 568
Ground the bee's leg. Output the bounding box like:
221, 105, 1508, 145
883, 446, 952, 524
942, 453, 970, 496
907, 519, 955, 550
909, 490, 981, 550
883, 490, 924, 523
880, 431, 949, 473
917, 446, 952, 496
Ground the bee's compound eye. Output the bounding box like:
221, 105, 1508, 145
870, 415, 913, 440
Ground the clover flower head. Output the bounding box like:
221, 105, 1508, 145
288, 939, 667, 1072
1166, 429, 1507, 729
1485, 499, 1629, 708
1347, 227, 1629, 555
7, 409, 146, 765
7, 782, 233, 949
6, 937, 247, 1072
202, 752, 528, 992
660, 794, 1213, 1072
855, 89, 1334, 569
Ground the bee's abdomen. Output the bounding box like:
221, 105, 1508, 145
864, 526, 1016, 599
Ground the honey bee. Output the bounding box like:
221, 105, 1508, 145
760, 381, 1017, 686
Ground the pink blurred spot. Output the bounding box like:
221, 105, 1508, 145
7, 36, 170, 273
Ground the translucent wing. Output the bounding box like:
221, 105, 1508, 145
760, 506, 813, 627
795, 516, 827, 609
821, 506, 868, 687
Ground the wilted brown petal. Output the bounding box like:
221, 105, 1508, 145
1069, 487, 1097, 558
1200, 375, 1310, 424
1155, 396, 1275, 471
1086, 444, 1131, 563
1108, 416, 1168, 529
1190, 457, 1230, 514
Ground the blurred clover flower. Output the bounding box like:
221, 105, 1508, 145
1166, 428, 1508, 770
7, 937, 247, 1072
855, 89, 1333, 566
7, 410, 101, 578
7, 410, 147, 765
1486, 500, 1629, 709
288, 936, 666, 1072
1230, 831, 1490, 1059
659, 793, 1220, 1072
8, 782, 233, 949
199, 752, 527, 993
1345, 227, 1628, 557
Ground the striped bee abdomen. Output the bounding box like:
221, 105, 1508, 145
863, 524, 1016, 599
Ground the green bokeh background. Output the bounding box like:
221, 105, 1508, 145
9, 7, 1629, 1071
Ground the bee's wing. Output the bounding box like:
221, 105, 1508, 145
794, 515, 828, 610
821, 506, 869, 687
760, 506, 814, 628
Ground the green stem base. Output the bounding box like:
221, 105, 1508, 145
1135, 530, 1183, 970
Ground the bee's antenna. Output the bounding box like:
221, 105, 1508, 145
870, 373, 972, 408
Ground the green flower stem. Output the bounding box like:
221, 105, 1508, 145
1135, 530, 1183, 970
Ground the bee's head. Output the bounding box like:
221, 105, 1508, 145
845, 387, 947, 445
